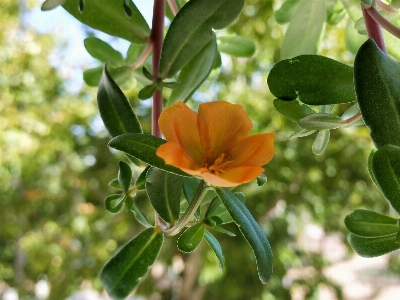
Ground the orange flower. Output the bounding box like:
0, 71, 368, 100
156, 101, 275, 187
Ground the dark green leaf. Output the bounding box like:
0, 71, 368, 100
372, 145, 400, 214
205, 197, 222, 218
146, 167, 183, 224
138, 84, 157, 100
218, 35, 255, 57
100, 228, 164, 299
183, 177, 201, 219
108, 178, 121, 190
162, 81, 180, 89
349, 234, 400, 257
268, 55, 356, 105
354, 39, 400, 148
205, 192, 245, 222
274, 0, 301, 24
273, 99, 315, 122
63, 0, 150, 44
41, 0, 67, 11
215, 188, 273, 283
125, 195, 134, 211
211, 225, 236, 237
123, 0, 132, 17
367, 148, 378, 187
105, 194, 125, 213
213, 51, 222, 69
169, 34, 217, 104
118, 161, 132, 193
131, 202, 152, 228
280, 0, 325, 59
345, 209, 399, 238
135, 166, 150, 191
159, 0, 244, 78
142, 67, 154, 81
97, 65, 142, 137
177, 223, 205, 253
299, 114, 343, 130
109, 133, 189, 177
204, 230, 225, 269
257, 174, 267, 186
312, 130, 330, 155
84, 66, 133, 87
84, 37, 124, 65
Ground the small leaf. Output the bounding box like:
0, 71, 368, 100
162, 81, 180, 89
345, 209, 399, 238
131, 202, 152, 228
341, 103, 360, 120
212, 225, 236, 237
349, 233, 400, 257
205, 197, 222, 218
367, 148, 378, 187
256, 174, 267, 186
105, 194, 125, 213
169, 34, 217, 104
218, 35, 255, 57
274, 0, 301, 24
146, 167, 183, 224
354, 39, 400, 148
204, 230, 225, 269
138, 84, 157, 100
289, 129, 316, 139
123, 0, 132, 17
108, 178, 121, 190
312, 130, 330, 155
63, 0, 150, 44
215, 188, 273, 283
159, 0, 244, 78
84, 66, 133, 87
100, 228, 164, 299
273, 99, 315, 122
125, 44, 146, 64
41, 0, 67, 11
360, 0, 374, 8
177, 223, 205, 253
372, 145, 400, 214
135, 166, 150, 191
118, 161, 132, 193
268, 55, 356, 105
78, 0, 84, 13
280, 0, 326, 59
319, 104, 334, 114
142, 67, 154, 81
97, 65, 142, 137
108, 133, 189, 177
299, 114, 343, 130
84, 37, 124, 66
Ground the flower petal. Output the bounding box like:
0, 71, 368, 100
158, 102, 202, 164
197, 101, 253, 157
156, 142, 203, 176
199, 166, 264, 187
226, 133, 275, 167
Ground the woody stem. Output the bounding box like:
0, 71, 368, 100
361, 3, 387, 53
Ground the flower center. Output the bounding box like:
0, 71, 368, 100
206, 153, 233, 175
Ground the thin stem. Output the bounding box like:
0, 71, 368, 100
130, 42, 153, 70
341, 112, 362, 126
159, 181, 212, 236
376, 0, 399, 14
362, 3, 387, 52
167, 0, 179, 16
366, 6, 400, 40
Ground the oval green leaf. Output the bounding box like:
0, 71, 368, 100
84, 37, 124, 66
215, 188, 273, 284
299, 113, 343, 130
118, 161, 132, 193
100, 228, 164, 299
268, 55, 356, 105
204, 230, 225, 269
138, 84, 157, 100
135, 166, 150, 191
349, 233, 400, 257
108, 133, 189, 177
62, 0, 149, 44
345, 209, 399, 238
177, 223, 205, 253
146, 167, 183, 225
159, 0, 244, 78
218, 35, 255, 57
41, 0, 67, 11
312, 130, 330, 155
131, 202, 152, 228
105, 194, 125, 213
256, 174, 268, 186
274, 0, 301, 24
273, 99, 315, 122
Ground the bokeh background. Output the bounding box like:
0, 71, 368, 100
1, 0, 400, 299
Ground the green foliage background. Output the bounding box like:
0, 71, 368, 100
1, 0, 397, 299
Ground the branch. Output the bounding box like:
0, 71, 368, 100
362, 3, 387, 52
167, 0, 179, 16
341, 112, 362, 126
376, 0, 399, 14
366, 6, 400, 40
130, 42, 153, 70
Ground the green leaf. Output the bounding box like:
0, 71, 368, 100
218, 35, 255, 57
62, 0, 150, 44
204, 230, 225, 269
299, 113, 343, 130
345, 209, 399, 238
125, 44, 146, 64
109, 133, 189, 177
41, 0, 67, 11
131, 202, 152, 228
84, 37, 124, 66
354, 39, 400, 149
349, 234, 400, 257
142, 67, 154, 81
100, 228, 164, 299
273, 99, 315, 122
367, 148, 378, 187
326, 0, 346, 26
289, 129, 316, 139
169, 34, 217, 105
118, 161, 132, 193
268, 55, 356, 105
215, 188, 273, 283
360, 0, 374, 8
319, 104, 334, 114
135, 166, 150, 191
105, 194, 125, 213
84, 66, 133, 87
372, 145, 400, 214
257, 174, 268, 186
97, 65, 142, 137
138, 84, 157, 100
274, 0, 301, 24
162, 81, 180, 89
312, 130, 330, 155
159, 0, 244, 78
341, 103, 360, 120
108, 178, 121, 190
177, 223, 205, 253
146, 167, 183, 225
211, 225, 236, 237
280, 0, 326, 59
205, 192, 245, 223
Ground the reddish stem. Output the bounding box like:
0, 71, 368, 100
151, 0, 165, 138
366, 6, 400, 40
361, 3, 387, 53
130, 42, 153, 70
167, 0, 179, 16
